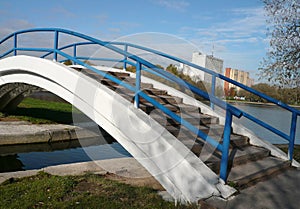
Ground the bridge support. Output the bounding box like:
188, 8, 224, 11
0, 83, 42, 112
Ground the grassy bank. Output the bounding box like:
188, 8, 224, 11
0, 98, 76, 124
0, 172, 197, 209
276, 144, 300, 162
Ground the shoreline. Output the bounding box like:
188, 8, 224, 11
227, 100, 300, 108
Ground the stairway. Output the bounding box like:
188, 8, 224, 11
76, 67, 291, 189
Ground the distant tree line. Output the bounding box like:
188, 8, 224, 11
125, 63, 223, 104
237, 83, 300, 105
134, 63, 300, 106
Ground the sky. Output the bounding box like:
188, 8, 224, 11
0, 0, 269, 82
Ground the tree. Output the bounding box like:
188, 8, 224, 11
166, 64, 179, 76
63, 60, 73, 65
260, 0, 300, 88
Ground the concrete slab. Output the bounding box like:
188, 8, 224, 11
0, 123, 100, 145
0, 169, 40, 184
0, 157, 152, 184
206, 169, 300, 209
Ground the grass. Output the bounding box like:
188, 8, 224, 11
0, 97, 77, 124
0, 172, 198, 209
276, 144, 300, 162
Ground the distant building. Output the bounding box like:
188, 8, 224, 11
177, 52, 224, 87
224, 67, 254, 95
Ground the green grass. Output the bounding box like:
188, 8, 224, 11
276, 145, 300, 162
0, 172, 198, 209
0, 98, 78, 124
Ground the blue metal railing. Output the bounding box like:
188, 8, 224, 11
0, 28, 299, 181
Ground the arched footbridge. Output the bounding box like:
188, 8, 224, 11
0, 28, 299, 203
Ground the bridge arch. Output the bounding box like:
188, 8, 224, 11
0, 55, 231, 202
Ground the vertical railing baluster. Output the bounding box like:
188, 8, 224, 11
211, 75, 216, 110
219, 109, 233, 182
123, 44, 128, 71
134, 61, 141, 108
53, 31, 59, 61
14, 33, 17, 56
288, 112, 297, 161
73, 44, 77, 65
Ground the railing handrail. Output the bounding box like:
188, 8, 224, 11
0, 28, 298, 181
34, 39, 299, 144
29, 39, 300, 117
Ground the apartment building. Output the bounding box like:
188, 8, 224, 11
224, 67, 254, 95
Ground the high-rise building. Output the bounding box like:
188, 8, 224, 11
224, 67, 254, 95
177, 52, 224, 87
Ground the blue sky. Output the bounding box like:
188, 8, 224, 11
0, 0, 268, 81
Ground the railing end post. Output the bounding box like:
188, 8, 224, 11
219, 110, 233, 182
288, 112, 297, 161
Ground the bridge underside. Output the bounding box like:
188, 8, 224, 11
0, 83, 42, 112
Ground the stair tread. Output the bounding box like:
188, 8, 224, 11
138, 102, 201, 114
113, 87, 167, 95
120, 93, 183, 105
228, 156, 290, 186
206, 145, 269, 164
180, 134, 248, 147
148, 112, 218, 127
166, 123, 224, 135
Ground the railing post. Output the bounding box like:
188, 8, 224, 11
13, 33, 17, 56
288, 112, 298, 161
73, 44, 77, 65
53, 31, 59, 61
210, 75, 216, 110
134, 61, 141, 108
220, 109, 233, 182
123, 44, 128, 71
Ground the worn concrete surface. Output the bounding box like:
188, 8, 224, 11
0, 121, 100, 145
206, 168, 300, 209
0, 157, 163, 190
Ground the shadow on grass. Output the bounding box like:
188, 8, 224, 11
8, 107, 75, 124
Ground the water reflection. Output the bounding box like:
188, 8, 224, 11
0, 138, 131, 173
0, 154, 24, 172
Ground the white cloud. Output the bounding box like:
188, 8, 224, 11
179, 6, 267, 53
151, 0, 190, 12
51, 6, 76, 18
95, 14, 108, 25
0, 19, 35, 38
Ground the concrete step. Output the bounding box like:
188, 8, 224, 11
140, 94, 183, 104
138, 102, 201, 114
119, 93, 183, 105
206, 146, 271, 173
112, 87, 168, 97
77, 69, 130, 80
227, 157, 291, 188
105, 71, 130, 78
150, 112, 219, 127
143, 88, 168, 96
101, 79, 154, 89
181, 134, 249, 153
166, 124, 225, 139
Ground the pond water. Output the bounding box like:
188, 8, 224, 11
231, 103, 300, 145
1, 103, 299, 173
0, 139, 131, 173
